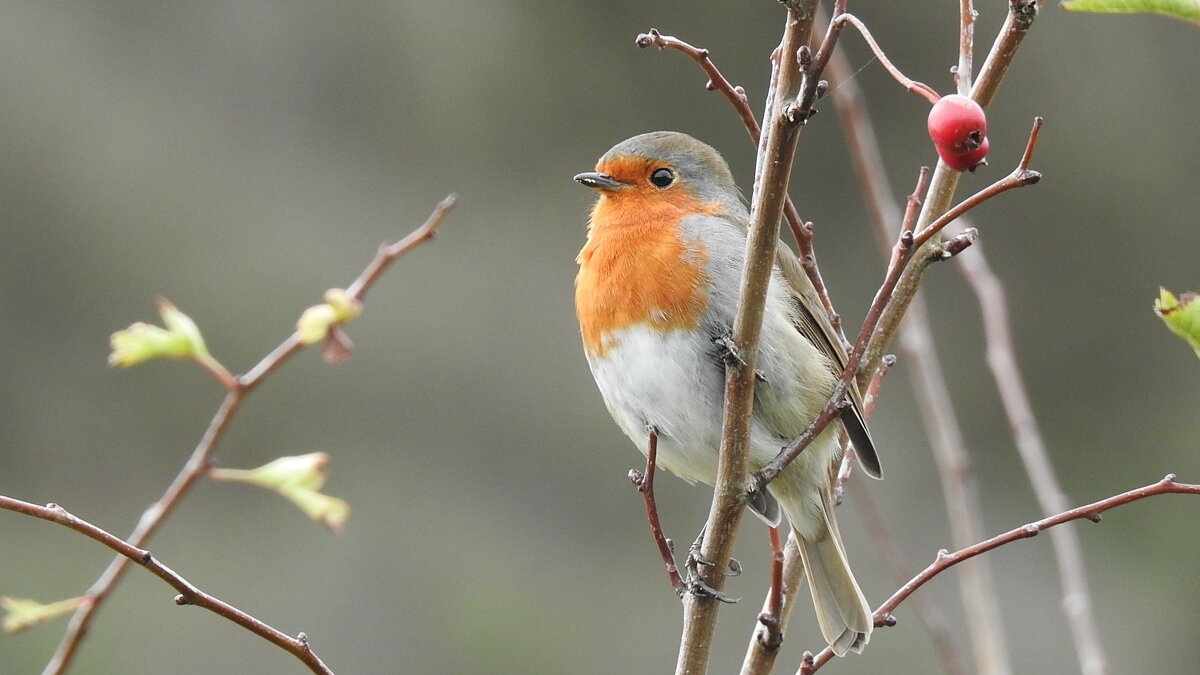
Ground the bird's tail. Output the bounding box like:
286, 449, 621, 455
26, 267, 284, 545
788, 486, 872, 656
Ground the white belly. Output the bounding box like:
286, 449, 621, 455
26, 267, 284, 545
586, 324, 726, 485
585, 321, 840, 538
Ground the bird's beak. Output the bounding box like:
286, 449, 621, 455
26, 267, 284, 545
574, 171, 626, 190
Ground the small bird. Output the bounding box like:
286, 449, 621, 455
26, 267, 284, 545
574, 131, 882, 656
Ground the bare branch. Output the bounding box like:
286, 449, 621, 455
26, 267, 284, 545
956, 227, 1108, 675
43, 196, 456, 673
635, 29, 841, 328
803, 475, 1200, 672
955, 0, 977, 95
629, 429, 686, 596
831, 14, 941, 104
0, 497, 333, 674
675, 6, 820, 672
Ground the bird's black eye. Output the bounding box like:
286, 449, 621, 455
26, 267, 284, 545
649, 167, 675, 188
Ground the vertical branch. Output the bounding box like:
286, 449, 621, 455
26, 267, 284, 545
955, 0, 976, 95
675, 4, 819, 673
825, 21, 1011, 674
739, 533, 804, 675
956, 236, 1108, 675
860, 0, 1041, 412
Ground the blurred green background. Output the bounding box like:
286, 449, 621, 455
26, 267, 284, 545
1, 2, 1198, 673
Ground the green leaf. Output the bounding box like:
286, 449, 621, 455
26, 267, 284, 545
1154, 288, 1200, 360
1061, 0, 1200, 25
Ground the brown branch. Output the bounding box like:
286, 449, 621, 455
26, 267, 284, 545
635, 29, 841, 330
830, 14, 941, 104
802, 475, 1199, 672
629, 429, 685, 596
955, 0, 977, 96
846, 478, 966, 675
635, 29, 761, 143
741, 532, 804, 675
911, 117, 1042, 251
955, 228, 1108, 674
972, 0, 1041, 107
675, 6, 819, 673
861, 0, 1044, 386
824, 34, 1004, 670
43, 195, 456, 673
755, 166, 929, 490
0, 497, 333, 674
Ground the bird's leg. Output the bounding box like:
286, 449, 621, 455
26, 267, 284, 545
629, 427, 687, 596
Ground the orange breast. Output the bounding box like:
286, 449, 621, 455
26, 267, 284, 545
575, 187, 718, 357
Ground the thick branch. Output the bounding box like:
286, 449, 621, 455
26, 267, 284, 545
675, 6, 818, 674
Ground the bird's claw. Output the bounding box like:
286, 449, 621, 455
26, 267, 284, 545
712, 333, 766, 382
683, 545, 741, 604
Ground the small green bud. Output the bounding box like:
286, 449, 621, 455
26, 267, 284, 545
297, 289, 362, 346
1154, 288, 1200, 360
108, 299, 216, 369
210, 453, 350, 532
1, 596, 88, 633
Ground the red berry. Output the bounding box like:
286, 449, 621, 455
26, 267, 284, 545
927, 94, 989, 172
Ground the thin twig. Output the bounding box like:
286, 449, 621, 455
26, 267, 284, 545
755, 526, 786, 649
635, 29, 840, 327
0, 497, 333, 674
740, 532, 804, 675
861, 0, 1043, 392
755, 166, 930, 489
830, 14, 940, 104
801, 474, 1198, 672
636, 29, 760, 143
43, 195, 456, 673
911, 117, 1041, 250
846, 478, 966, 675
955, 229, 1108, 675
629, 429, 686, 595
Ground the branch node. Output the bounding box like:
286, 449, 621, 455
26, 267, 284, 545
1011, 0, 1039, 24
1023, 523, 1041, 536
934, 227, 978, 261
173, 594, 190, 606
796, 44, 813, 71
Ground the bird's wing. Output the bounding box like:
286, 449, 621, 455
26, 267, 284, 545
773, 242, 882, 479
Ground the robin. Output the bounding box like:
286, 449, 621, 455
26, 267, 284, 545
573, 131, 882, 656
